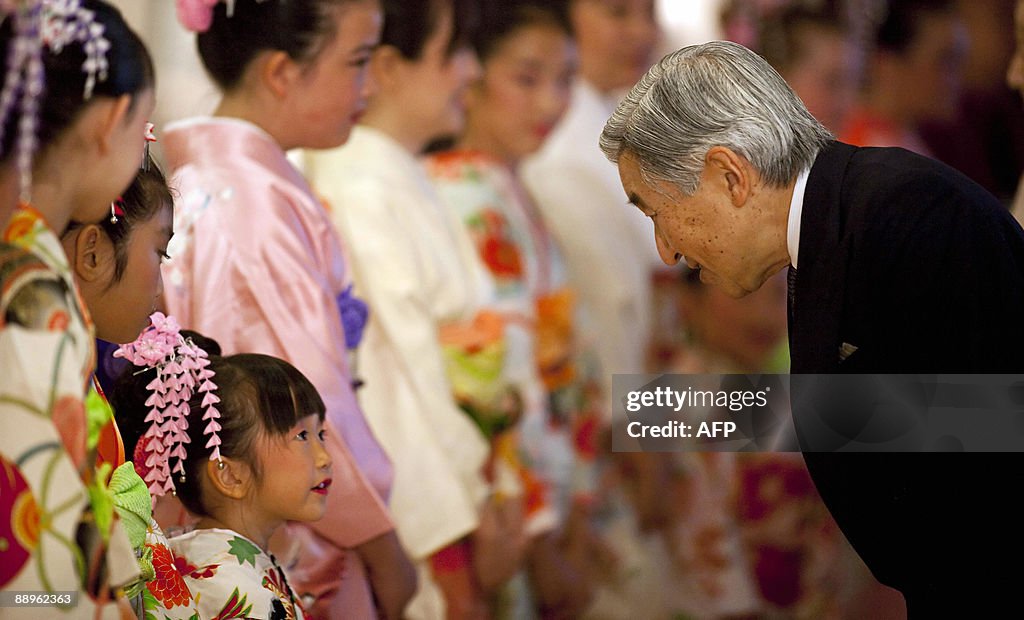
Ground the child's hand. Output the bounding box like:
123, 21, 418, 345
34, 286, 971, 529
471, 494, 527, 593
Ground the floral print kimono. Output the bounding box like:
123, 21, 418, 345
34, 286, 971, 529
427, 150, 603, 524
170, 529, 307, 620
0, 205, 140, 617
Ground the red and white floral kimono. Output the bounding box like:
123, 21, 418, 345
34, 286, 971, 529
170, 528, 307, 620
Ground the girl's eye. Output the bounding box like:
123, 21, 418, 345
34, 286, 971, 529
350, 55, 371, 68
296, 430, 309, 441
317, 429, 327, 442
158, 249, 171, 262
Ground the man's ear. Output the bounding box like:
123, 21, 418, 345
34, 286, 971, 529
259, 50, 302, 100
69, 224, 109, 283
205, 458, 254, 501
705, 146, 753, 207
93, 95, 133, 156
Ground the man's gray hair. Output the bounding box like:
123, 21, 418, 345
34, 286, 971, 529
600, 40, 833, 194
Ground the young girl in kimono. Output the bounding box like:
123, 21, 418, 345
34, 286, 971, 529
0, 1, 157, 615
62, 155, 173, 348
164, 0, 414, 616
424, 3, 604, 616
303, 1, 531, 616
61, 158, 203, 619
112, 324, 330, 620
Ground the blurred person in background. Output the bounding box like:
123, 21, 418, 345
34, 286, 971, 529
521, 0, 666, 398
1008, 0, 1024, 225
841, 0, 968, 155
758, 4, 863, 133
303, 1, 528, 617
927, 0, 1024, 204
426, 3, 605, 616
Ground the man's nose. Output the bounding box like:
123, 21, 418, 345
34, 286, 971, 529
655, 228, 680, 266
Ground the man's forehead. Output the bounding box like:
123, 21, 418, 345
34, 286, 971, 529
617, 150, 644, 186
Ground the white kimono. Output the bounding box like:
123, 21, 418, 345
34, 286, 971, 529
304, 126, 493, 618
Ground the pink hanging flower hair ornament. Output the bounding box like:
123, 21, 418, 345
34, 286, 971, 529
115, 311, 223, 499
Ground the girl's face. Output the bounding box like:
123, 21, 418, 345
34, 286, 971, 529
68, 204, 173, 344
680, 270, 788, 372
72, 89, 156, 224
251, 415, 333, 525
391, 6, 481, 146
570, 0, 658, 93
465, 24, 576, 165
285, 2, 382, 150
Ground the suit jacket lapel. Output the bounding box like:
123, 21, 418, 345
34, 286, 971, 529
791, 141, 857, 374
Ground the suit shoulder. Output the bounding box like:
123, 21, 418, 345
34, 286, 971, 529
845, 147, 998, 209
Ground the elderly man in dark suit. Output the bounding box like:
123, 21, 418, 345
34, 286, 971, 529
600, 40, 1024, 616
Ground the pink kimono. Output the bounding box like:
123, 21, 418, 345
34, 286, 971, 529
161, 117, 394, 618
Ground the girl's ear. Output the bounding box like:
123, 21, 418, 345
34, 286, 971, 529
259, 49, 301, 99
205, 458, 254, 500
69, 224, 113, 283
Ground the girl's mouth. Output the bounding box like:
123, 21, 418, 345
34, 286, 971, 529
312, 478, 332, 495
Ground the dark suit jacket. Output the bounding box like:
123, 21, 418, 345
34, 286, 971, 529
790, 142, 1024, 609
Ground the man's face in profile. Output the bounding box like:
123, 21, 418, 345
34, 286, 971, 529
617, 150, 766, 299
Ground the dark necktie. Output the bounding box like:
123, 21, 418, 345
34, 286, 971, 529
787, 266, 797, 339
787, 266, 797, 308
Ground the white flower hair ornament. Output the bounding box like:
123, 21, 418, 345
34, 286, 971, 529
39, 0, 109, 99
0, 0, 112, 202
115, 312, 223, 499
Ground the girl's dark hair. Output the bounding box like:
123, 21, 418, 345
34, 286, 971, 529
197, 0, 370, 91
111, 335, 326, 517
875, 0, 954, 54
759, 6, 850, 73
381, 0, 479, 60
0, 0, 155, 164
63, 154, 173, 283
474, 0, 571, 63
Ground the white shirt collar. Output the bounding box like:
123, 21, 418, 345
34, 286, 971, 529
787, 167, 811, 269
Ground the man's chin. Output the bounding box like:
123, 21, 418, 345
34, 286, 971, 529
704, 271, 755, 299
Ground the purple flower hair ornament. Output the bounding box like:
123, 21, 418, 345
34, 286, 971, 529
115, 311, 223, 499
0, 0, 112, 202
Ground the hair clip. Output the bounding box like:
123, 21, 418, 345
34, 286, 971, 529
142, 122, 156, 170
110, 197, 125, 224
115, 312, 224, 499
